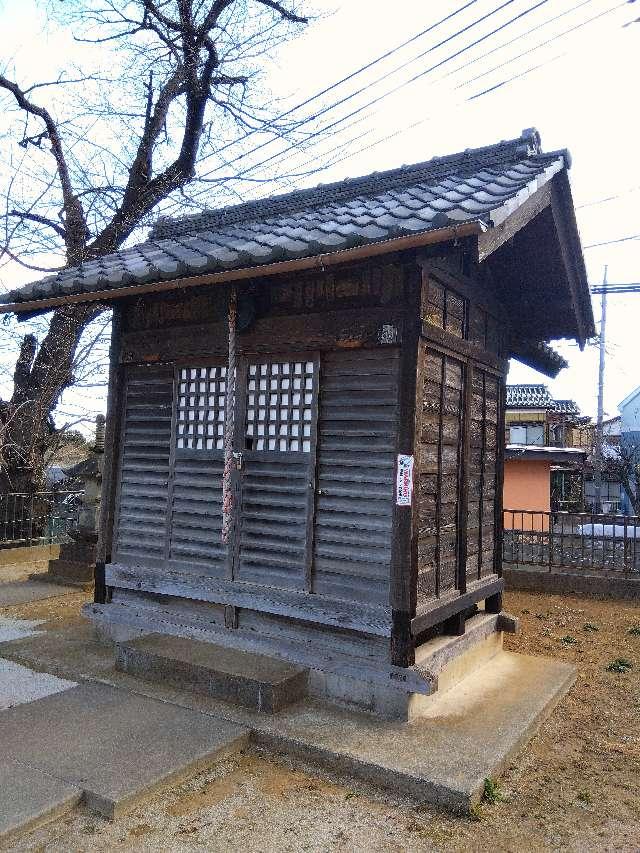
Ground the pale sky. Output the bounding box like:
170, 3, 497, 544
1, 0, 639, 426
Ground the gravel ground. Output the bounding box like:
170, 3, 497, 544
2, 589, 639, 852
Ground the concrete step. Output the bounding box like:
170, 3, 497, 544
116, 633, 309, 713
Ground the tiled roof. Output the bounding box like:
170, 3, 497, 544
506, 384, 554, 409
1, 129, 568, 307
506, 384, 581, 415
553, 399, 580, 415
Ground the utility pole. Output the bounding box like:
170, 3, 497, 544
593, 265, 608, 512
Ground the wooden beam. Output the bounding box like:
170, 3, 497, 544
456, 361, 473, 595
88, 601, 434, 695
549, 178, 589, 347
477, 183, 552, 262
2, 222, 485, 315
105, 563, 393, 637
121, 305, 406, 364
411, 576, 504, 637
421, 322, 507, 375
493, 377, 507, 578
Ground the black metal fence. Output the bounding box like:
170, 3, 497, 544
0, 491, 83, 549
503, 509, 640, 575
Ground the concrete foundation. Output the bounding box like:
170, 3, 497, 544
504, 564, 640, 600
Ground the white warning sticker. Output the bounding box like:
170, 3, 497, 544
396, 454, 414, 506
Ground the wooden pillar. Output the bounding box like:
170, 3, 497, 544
389, 265, 422, 668
95, 304, 124, 604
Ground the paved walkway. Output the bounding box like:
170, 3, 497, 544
0, 578, 78, 607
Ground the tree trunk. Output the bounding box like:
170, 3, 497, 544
0, 303, 103, 493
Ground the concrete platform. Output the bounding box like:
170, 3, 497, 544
0, 682, 249, 821
0, 621, 576, 818
0, 759, 82, 844
101, 649, 576, 813
117, 634, 308, 713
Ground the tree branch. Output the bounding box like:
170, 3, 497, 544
9, 210, 67, 239
255, 0, 307, 23
0, 74, 87, 258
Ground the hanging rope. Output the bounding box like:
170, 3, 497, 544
221, 285, 237, 544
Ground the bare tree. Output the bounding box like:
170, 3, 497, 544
0, 0, 308, 493
608, 441, 640, 516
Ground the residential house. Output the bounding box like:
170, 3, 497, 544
618, 387, 640, 514
504, 384, 589, 517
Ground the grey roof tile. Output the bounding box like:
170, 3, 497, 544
2, 130, 568, 306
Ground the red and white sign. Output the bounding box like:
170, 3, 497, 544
396, 454, 414, 506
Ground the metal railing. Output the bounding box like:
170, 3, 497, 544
0, 491, 83, 549
503, 509, 640, 575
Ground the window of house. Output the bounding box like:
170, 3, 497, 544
245, 359, 316, 452
509, 424, 544, 445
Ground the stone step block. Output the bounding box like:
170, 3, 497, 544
116, 633, 308, 713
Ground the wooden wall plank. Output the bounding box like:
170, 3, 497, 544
105, 562, 392, 637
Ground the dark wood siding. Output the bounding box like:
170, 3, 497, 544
416, 347, 465, 602
312, 348, 399, 607
112, 365, 173, 568
466, 369, 500, 582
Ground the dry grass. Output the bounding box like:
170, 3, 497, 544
4, 590, 640, 853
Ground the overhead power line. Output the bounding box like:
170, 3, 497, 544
576, 185, 640, 209
208, 0, 484, 162
216, 0, 627, 207
591, 283, 640, 293
156, 0, 631, 220
584, 234, 640, 249
176, 0, 554, 208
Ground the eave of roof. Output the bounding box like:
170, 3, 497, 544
0, 221, 484, 315
505, 444, 587, 463
0, 129, 568, 314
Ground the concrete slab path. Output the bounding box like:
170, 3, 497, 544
0, 579, 78, 607
0, 682, 249, 824
0, 759, 82, 845
0, 659, 75, 710
0, 617, 44, 643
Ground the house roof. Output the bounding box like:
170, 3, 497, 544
506, 384, 554, 409
619, 385, 640, 411
0, 128, 569, 311
506, 384, 580, 415
553, 399, 581, 415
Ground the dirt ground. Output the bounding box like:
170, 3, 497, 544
2, 589, 639, 853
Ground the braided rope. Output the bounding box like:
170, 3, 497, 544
221, 286, 237, 544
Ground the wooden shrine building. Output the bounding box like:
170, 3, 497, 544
1, 129, 593, 715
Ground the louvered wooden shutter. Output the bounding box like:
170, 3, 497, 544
312, 349, 399, 607
112, 364, 173, 568
235, 357, 319, 591
167, 364, 228, 577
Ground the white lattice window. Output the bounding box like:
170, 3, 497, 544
176, 366, 227, 450
245, 360, 316, 452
